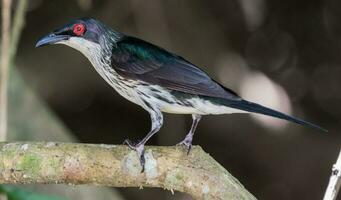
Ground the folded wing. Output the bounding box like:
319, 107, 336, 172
111, 36, 240, 100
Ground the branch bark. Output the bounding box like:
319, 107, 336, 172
0, 142, 256, 200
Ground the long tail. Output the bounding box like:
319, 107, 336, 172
223, 99, 327, 132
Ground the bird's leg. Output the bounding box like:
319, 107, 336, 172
178, 114, 202, 154
124, 108, 163, 172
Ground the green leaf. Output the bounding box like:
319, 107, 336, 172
0, 185, 66, 200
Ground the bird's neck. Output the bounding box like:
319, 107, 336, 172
60, 29, 124, 83
84, 31, 123, 83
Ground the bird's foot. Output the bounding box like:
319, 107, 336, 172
177, 134, 193, 155
123, 139, 146, 172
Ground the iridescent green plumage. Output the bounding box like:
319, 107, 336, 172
111, 36, 241, 100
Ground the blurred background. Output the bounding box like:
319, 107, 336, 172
5, 0, 341, 199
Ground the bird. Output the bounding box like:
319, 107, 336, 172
36, 17, 326, 171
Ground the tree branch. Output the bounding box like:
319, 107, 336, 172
9, 0, 28, 63
323, 149, 341, 200
0, 0, 12, 141
0, 142, 256, 200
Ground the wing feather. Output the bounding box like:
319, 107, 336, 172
111, 36, 240, 100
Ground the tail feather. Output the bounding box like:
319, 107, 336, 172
223, 99, 327, 132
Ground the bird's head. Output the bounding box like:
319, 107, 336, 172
36, 17, 121, 59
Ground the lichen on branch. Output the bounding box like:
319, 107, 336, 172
0, 142, 256, 200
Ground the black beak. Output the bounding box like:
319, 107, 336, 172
35, 33, 69, 47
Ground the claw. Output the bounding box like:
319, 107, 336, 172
177, 131, 194, 155
136, 145, 145, 172
177, 139, 192, 155
123, 139, 136, 149
177, 114, 200, 155
123, 139, 145, 172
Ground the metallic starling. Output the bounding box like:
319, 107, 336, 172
36, 18, 326, 170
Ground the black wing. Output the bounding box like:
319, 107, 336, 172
111, 36, 240, 100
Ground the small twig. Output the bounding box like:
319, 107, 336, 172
323, 149, 341, 200
0, 142, 256, 200
0, 0, 12, 141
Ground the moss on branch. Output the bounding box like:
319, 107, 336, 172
0, 142, 256, 200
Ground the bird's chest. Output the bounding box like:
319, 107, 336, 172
91, 62, 143, 105
105, 74, 141, 105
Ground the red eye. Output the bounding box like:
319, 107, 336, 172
73, 23, 86, 36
